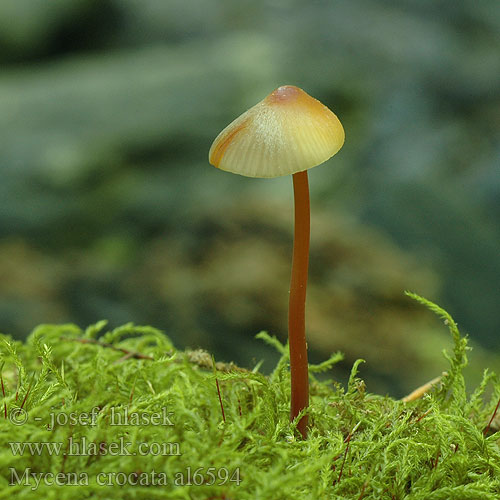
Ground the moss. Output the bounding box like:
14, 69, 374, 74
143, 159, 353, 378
0, 295, 499, 499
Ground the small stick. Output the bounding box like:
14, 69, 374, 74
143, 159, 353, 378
484, 397, 500, 435
357, 480, 368, 500
337, 433, 353, 485
432, 449, 441, 469
414, 409, 432, 424
20, 372, 35, 410
1, 365, 6, 419
61, 337, 153, 360
15, 368, 19, 402
336, 421, 361, 485
212, 356, 226, 423
402, 373, 445, 402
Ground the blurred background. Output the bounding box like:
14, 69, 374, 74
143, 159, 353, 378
0, 0, 499, 396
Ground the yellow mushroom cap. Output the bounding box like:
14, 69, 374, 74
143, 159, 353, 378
209, 85, 345, 178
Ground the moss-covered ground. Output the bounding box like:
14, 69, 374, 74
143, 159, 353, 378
1, 293, 499, 499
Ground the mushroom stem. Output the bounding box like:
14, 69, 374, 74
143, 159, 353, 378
289, 170, 310, 438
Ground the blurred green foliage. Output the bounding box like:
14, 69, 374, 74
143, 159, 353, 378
0, 0, 498, 395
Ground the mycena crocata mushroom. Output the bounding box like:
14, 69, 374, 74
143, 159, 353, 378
208, 85, 344, 438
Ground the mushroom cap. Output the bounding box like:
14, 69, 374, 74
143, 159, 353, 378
209, 85, 345, 178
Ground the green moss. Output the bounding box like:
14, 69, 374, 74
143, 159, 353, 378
0, 295, 499, 499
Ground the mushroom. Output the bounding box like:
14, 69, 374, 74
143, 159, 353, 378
208, 85, 344, 438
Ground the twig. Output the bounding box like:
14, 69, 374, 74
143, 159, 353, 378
357, 480, 368, 500
414, 409, 432, 424
336, 421, 361, 486
213, 356, 226, 423
402, 373, 446, 402
61, 337, 153, 360
432, 449, 441, 469
20, 372, 35, 410
60, 337, 250, 374
1, 365, 6, 419
484, 397, 500, 435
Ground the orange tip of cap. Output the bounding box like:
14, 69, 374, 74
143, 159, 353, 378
208, 85, 345, 178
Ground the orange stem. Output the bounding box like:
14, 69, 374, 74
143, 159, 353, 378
289, 170, 310, 438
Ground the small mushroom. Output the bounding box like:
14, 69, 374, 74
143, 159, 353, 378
209, 85, 344, 438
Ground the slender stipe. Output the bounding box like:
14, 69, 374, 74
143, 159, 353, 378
289, 170, 310, 438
